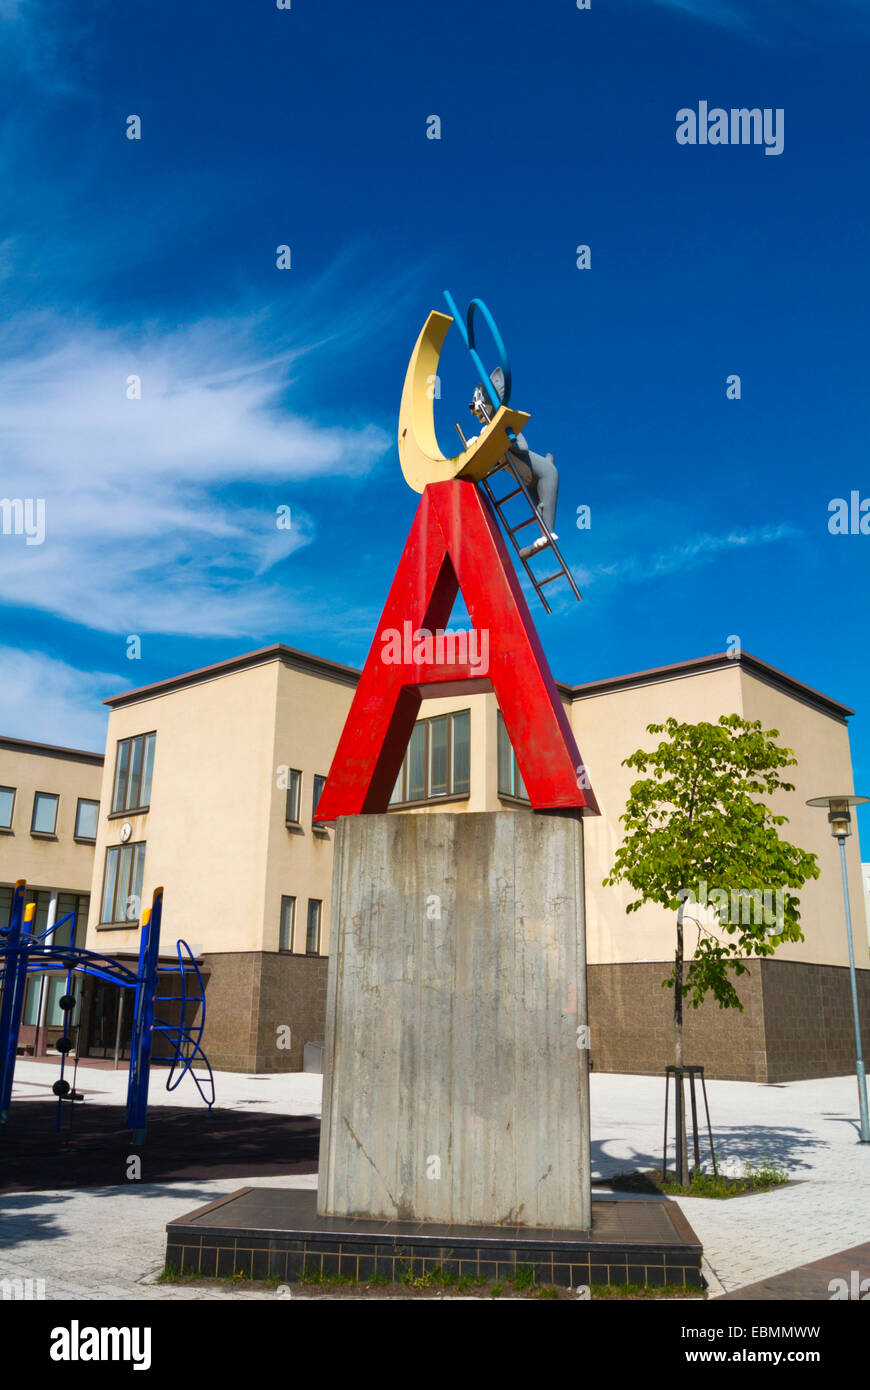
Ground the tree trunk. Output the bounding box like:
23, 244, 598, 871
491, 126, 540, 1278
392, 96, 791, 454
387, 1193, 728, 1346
674, 910, 689, 1186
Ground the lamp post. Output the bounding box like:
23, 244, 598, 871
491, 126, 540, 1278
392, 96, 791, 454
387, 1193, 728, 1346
807, 794, 870, 1144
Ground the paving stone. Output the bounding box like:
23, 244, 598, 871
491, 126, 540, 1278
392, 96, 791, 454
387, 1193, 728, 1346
1, 1062, 867, 1299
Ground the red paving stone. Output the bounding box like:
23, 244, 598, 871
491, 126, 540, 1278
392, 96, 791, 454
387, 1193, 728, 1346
716, 1242, 870, 1300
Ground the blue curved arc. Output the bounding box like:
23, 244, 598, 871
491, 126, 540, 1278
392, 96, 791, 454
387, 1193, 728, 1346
153, 939, 214, 1108
21, 962, 137, 987
153, 1024, 215, 1106
33, 907, 77, 944
442, 289, 513, 421
1, 945, 142, 987
467, 298, 512, 412
2, 933, 215, 1114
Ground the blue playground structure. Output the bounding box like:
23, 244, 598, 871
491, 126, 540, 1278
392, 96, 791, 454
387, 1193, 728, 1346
0, 881, 214, 1143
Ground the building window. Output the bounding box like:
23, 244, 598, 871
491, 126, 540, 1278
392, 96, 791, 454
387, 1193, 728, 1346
452, 710, 470, 794
111, 732, 156, 814
52, 892, 89, 951
312, 774, 327, 819
390, 709, 471, 806
21, 891, 87, 1026
306, 899, 322, 955
21, 975, 43, 1027
43, 976, 79, 1029
13, 891, 90, 1028
497, 712, 529, 801
74, 798, 99, 841
279, 895, 296, 952
100, 842, 146, 924
285, 769, 302, 824
0, 886, 47, 936
31, 792, 59, 835
0, 785, 14, 830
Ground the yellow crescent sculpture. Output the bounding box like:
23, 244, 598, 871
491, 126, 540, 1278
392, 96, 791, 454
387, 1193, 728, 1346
397, 310, 531, 494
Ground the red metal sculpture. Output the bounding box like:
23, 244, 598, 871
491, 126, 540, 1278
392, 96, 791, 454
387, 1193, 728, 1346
314, 479, 598, 821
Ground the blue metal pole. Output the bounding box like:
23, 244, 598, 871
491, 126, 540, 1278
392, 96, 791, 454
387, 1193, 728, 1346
125, 888, 163, 1144
837, 835, 870, 1143
0, 881, 28, 1122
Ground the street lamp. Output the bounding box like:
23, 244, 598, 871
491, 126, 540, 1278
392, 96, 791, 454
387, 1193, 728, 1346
807, 794, 870, 1144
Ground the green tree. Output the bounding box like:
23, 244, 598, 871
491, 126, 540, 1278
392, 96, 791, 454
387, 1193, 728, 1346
603, 714, 819, 1181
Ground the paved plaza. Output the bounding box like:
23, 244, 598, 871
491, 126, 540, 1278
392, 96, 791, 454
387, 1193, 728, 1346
1, 1062, 867, 1300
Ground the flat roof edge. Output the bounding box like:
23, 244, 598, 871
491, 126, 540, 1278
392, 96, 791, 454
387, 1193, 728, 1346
104, 644, 362, 708
101, 645, 854, 723
0, 735, 105, 764
567, 651, 854, 721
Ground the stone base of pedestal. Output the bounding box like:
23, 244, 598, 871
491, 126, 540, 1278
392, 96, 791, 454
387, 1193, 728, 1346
165, 1188, 705, 1290
317, 809, 590, 1230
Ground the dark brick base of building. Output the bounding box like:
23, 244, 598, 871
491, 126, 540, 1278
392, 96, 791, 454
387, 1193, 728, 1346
587, 959, 870, 1082
198, 956, 867, 1084
199, 951, 328, 1073
62, 951, 864, 1080
21, 952, 328, 1073
201, 955, 867, 1080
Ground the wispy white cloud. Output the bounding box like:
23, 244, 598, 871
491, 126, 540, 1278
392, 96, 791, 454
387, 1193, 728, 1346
0, 645, 120, 750
0, 309, 392, 637
647, 0, 751, 31
579, 521, 799, 588
637, 0, 869, 38
0, 0, 103, 91
486, 514, 800, 622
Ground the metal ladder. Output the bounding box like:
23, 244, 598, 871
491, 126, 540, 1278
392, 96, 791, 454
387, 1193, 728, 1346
478, 452, 582, 615
456, 408, 582, 615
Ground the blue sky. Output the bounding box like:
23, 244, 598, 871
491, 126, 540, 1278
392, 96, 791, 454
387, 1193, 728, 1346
0, 0, 868, 843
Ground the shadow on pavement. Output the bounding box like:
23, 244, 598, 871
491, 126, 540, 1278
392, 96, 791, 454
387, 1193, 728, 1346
0, 1101, 319, 1194
592, 1123, 826, 1180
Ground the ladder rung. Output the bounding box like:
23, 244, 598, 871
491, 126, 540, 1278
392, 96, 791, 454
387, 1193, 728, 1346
478, 474, 581, 613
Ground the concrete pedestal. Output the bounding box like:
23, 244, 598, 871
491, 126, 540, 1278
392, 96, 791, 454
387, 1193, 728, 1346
317, 809, 591, 1229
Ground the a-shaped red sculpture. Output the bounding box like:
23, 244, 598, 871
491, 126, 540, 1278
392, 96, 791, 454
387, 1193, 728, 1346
314, 479, 598, 821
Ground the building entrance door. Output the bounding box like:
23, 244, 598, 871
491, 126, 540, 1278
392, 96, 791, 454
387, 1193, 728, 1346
87, 983, 132, 1062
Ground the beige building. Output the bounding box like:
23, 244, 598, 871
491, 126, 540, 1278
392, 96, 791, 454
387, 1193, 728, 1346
574, 655, 868, 1080
0, 735, 103, 1053
4, 646, 868, 1081
84, 647, 358, 1070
